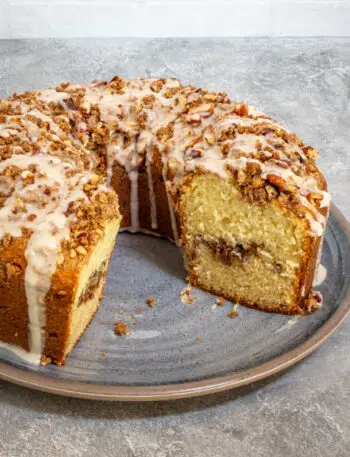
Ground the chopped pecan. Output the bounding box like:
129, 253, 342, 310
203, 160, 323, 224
216, 297, 225, 306
302, 146, 320, 159
64, 97, 78, 111
233, 103, 249, 117
204, 93, 218, 102
274, 159, 291, 169
266, 174, 286, 189
221, 142, 232, 156
307, 192, 323, 206
187, 113, 201, 126
204, 131, 216, 145
189, 103, 214, 118
110, 76, 126, 92
188, 149, 204, 159
27, 214, 37, 222
150, 80, 164, 93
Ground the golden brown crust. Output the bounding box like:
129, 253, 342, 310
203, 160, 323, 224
0, 236, 30, 350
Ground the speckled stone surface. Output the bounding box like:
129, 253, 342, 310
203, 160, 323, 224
0, 38, 349, 457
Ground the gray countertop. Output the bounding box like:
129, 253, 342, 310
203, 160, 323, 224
0, 38, 349, 457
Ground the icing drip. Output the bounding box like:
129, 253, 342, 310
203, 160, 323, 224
138, 130, 157, 230
146, 146, 158, 230
129, 168, 139, 233
25, 213, 69, 356
162, 162, 179, 245
106, 141, 119, 186
129, 139, 140, 233
313, 264, 327, 286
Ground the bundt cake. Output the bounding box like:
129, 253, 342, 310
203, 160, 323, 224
0, 77, 330, 365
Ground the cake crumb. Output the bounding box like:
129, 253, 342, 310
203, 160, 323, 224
114, 320, 129, 336
200, 315, 204, 320
181, 285, 196, 305
119, 310, 124, 315
100, 320, 105, 325
100, 352, 106, 357
228, 304, 240, 319
147, 297, 156, 308
216, 297, 225, 306
196, 337, 201, 342
40, 355, 52, 366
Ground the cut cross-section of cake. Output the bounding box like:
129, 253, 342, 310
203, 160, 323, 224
179, 172, 326, 314
0, 76, 329, 364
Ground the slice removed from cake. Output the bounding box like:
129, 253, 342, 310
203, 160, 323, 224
0, 152, 121, 365
44, 215, 121, 364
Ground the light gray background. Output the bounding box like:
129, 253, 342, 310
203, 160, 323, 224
0, 1, 350, 38
0, 38, 349, 456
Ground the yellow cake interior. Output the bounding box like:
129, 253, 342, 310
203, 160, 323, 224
65, 217, 121, 356
180, 174, 309, 312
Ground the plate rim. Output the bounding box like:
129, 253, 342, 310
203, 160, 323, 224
0, 203, 349, 402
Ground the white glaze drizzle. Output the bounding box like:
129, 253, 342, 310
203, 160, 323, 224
146, 144, 158, 230
162, 162, 179, 245
313, 264, 327, 286
129, 170, 139, 233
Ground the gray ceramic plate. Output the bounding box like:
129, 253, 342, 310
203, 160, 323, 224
0, 204, 349, 401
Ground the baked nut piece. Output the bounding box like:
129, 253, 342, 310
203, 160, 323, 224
0, 77, 329, 364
